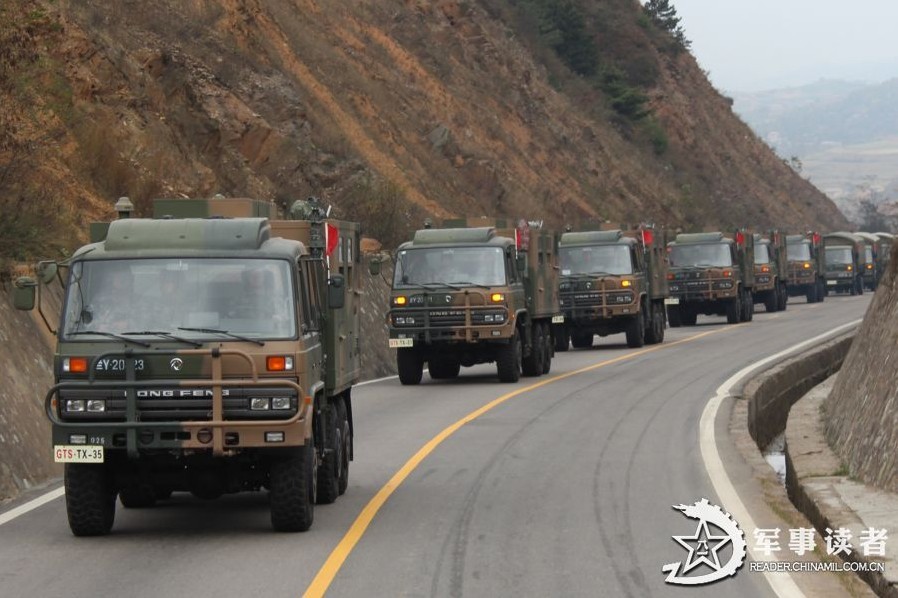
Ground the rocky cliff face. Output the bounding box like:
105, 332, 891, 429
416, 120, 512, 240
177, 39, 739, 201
824, 246, 898, 492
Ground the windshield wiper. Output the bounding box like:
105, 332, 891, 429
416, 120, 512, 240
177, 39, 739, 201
122, 331, 202, 348
429, 281, 462, 290
447, 280, 490, 289
177, 327, 265, 346
68, 330, 152, 347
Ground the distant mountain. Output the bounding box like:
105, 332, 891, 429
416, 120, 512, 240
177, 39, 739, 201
733, 78, 898, 156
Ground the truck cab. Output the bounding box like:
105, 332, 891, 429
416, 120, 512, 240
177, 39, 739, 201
14, 197, 359, 535
666, 231, 754, 326
387, 219, 561, 384
554, 228, 668, 349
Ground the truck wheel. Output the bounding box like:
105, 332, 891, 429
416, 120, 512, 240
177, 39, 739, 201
570, 330, 593, 348
742, 288, 754, 321
270, 439, 316, 532
726, 296, 740, 324
542, 323, 553, 374
856, 277, 864, 295
625, 313, 645, 348
496, 330, 522, 383
429, 359, 461, 380
778, 283, 788, 311
764, 290, 777, 312
645, 301, 665, 344
522, 324, 545, 377
397, 348, 423, 385
335, 397, 350, 495
119, 484, 157, 508
317, 401, 341, 505
65, 463, 116, 536
806, 284, 816, 302
554, 326, 570, 352
667, 305, 682, 328
681, 309, 698, 326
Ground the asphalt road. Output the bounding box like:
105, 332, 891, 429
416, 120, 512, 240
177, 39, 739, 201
0, 293, 871, 597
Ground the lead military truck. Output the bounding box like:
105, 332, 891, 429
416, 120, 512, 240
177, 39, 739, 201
553, 227, 668, 350
384, 218, 562, 384
666, 231, 755, 326
14, 196, 360, 535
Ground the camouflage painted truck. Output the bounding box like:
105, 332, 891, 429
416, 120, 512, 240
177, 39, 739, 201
383, 218, 562, 384
13, 196, 360, 535
553, 227, 668, 350
665, 231, 755, 326
855, 232, 884, 291
751, 231, 789, 312
785, 232, 825, 303
823, 232, 865, 295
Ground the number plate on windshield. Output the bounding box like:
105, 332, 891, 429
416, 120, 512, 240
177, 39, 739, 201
389, 338, 414, 348
54, 445, 104, 463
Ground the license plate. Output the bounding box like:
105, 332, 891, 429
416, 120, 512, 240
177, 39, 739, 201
827, 280, 838, 285
389, 338, 414, 348
54, 445, 104, 463
664, 297, 680, 305
551, 315, 565, 324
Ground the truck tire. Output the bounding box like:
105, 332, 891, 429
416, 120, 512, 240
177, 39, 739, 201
429, 359, 460, 380
317, 401, 341, 505
570, 330, 593, 348
667, 305, 682, 328
741, 288, 754, 322
681, 309, 698, 326
625, 313, 645, 348
119, 484, 156, 508
764, 290, 777, 313
806, 284, 816, 302
335, 397, 350, 495
645, 300, 665, 345
65, 463, 116, 536
397, 348, 423, 385
726, 296, 740, 324
270, 439, 316, 532
778, 283, 788, 311
542, 323, 553, 374
554, 326, 570, 352
496, 330, 522, 383
522, 324, 545, 377
856, 277, 864, 295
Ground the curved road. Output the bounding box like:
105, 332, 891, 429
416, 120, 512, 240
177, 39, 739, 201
0, 294, 870, 597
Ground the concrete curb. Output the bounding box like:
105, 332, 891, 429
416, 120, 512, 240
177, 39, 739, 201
740, 328, 896, 596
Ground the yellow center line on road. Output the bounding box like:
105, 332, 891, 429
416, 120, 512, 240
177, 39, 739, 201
302, 326, 734, 597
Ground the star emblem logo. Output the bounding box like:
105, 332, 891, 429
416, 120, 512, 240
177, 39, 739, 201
672, 519, 731, 574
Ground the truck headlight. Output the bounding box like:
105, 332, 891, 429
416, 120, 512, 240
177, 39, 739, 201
87, 400, 106, 413
65, 399, 85, 412
250, 398, 271, 411
271, 397, 292, 410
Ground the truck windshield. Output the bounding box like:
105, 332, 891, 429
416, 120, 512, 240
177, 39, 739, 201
559, 245, 633, 275
669, 243, 732, 267
787, 242, 811, 261
754, 244, 771, 265
865, 246, 873, 262
825, 247, 853, 265
394, 247, 506, 287
61, 258, 296, 341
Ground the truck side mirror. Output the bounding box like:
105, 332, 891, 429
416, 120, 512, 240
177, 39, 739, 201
516, 254, 526, 273
328, 273, 345, 309
368, 256, 382, 276
13, 277, 37, 310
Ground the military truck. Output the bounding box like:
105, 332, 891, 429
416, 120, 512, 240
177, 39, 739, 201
875, 232, 894, 275
855, 232, 884, 290
384, 218, 562, 384
823, 232, 865, 295
553, 227, 668, 350
13, 196, 360, 535
666, 231, 755, 326
751, 231, 788, 312
785, 232, 825, 303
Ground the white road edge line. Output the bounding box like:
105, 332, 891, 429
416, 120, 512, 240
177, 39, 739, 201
0, 486, 65, 526
0, 367, 414, 526
700, 319, 861, 597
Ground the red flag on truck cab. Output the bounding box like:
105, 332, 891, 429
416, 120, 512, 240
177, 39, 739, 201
325, 223, 339, 257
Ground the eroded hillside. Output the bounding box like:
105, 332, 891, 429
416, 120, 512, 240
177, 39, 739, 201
1, 0, 847, 266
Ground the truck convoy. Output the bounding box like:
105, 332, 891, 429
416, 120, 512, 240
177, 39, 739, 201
14, 196, 360, 535
751, 232, 788, 312
385, 218, 562, 384
785, 232, 826, 303
554, 227, 668, 349
666, 231, 755, 326
823, 232, 865, 295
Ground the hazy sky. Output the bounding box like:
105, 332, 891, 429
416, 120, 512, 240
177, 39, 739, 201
672, 0, 898, 92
